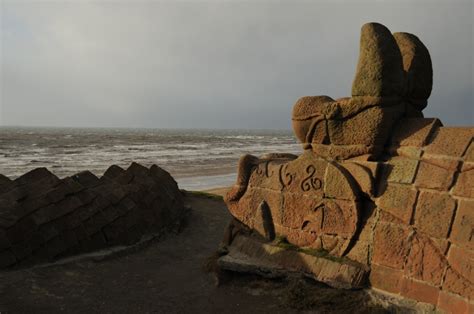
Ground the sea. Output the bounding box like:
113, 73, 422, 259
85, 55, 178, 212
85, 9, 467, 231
0, 127, 301, 191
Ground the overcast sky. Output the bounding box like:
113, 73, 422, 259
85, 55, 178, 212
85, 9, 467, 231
1, 0, 472, 129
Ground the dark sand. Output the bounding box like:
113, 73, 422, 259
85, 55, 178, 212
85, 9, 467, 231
0, 194, 414, 314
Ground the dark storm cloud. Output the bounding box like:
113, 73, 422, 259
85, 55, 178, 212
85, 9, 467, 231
1, 0, 472, 129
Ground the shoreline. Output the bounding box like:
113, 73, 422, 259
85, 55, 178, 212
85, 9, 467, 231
176, 172, 236, 191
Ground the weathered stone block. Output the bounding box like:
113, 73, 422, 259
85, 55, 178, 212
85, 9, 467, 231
14, 168, 59, 186
369, 264, 404, 294
103, 165, 126, 180
415, 158, 458, 191
324, 162, 358, 200
414, 191, 456, 238
405, 235, 446, 285
55, 196, 83, 215
372, 222, 412, 269
450, 200, 474, 250
71, 171, 100, 188
389, 118, 441, 147
382, 157, 419, 184
447, 245, 474, 283
464, 141, 474, 162
377, 183, 417, 224
101, 205, 122, 223
6, 216, 37, 244
424, 127, 474, 158
452, 163, 474, 198
3, 186, 28, 202
443, 267, 474, 299
83, 211, 108, 236
437, 291, 470, 314
400, 277, 440, 305
0, 174, 12, 194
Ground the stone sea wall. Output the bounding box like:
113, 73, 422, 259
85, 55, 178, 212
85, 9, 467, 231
0, 163, 185, 269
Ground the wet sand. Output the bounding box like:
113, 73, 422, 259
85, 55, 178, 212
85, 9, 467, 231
203, 186, 232, 197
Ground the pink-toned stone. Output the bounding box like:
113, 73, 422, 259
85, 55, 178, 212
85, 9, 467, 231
377, 183, 417, 224
447, 245, 474, 283
340, 162, 376, 196
404, 235, 446, 285
437, 291, 470, 314
390, 118, 441, 147
370, 264, 404, 294
424, 127, 474, 158
248, 160, 286, 191
450, 200, 474, 250
281, 193, 321, 229
372, 222, 412, 269
414, 191, 456, 238
443, 267, 474, 300
400, 277, 440, 305
464, 141, 474, 162
452, 163, 474, 198
414, 158, 459, 191
282, 152, 327, 196
324, 162, 359, 200
383, 157, 419, 184
390, 146, 423, 159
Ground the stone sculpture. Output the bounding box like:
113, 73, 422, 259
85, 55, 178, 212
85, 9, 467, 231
219, 23, 473, 312
0, 163, 185, 269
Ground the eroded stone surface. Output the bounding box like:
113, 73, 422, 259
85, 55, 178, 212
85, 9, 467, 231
220, 22, 473, 309
0, 163, 185, 269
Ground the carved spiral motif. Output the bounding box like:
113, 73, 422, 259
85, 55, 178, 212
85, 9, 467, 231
279, 164, 294, 189
301, 165, 322, 192
256, 161, 273, 178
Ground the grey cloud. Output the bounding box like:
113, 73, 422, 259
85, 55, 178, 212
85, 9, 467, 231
1, 0, 472, 129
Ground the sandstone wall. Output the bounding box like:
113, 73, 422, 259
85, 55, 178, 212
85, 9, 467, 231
0, 163, 185, 269
221, 22, 473, 313
223, 120, 473, 312
363, 119, 473, 313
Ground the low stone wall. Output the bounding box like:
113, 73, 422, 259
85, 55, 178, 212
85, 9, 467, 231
0, 162, 185, 269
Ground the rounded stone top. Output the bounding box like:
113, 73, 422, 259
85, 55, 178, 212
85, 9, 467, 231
292, 95, 335, 121
351, 22, 405, 98
393, 32, 433, 108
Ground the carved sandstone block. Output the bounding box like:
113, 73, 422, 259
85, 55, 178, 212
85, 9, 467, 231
414, 191, 456, 239
424, 127, 474, 158
450, 200, 474, 250
404, 235, 446, 286
376, 183, 417, 224
452, 163, 474, 198
389, 118, 441, 148
437, 291, 470, 314
400, 277, 440, 305
447, 245, 474, 283
442, 267, 474, 300
372, 222, 412, 269
382, 157, 419, 184
369, 264, 404, 294
414, 157, 459, 191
